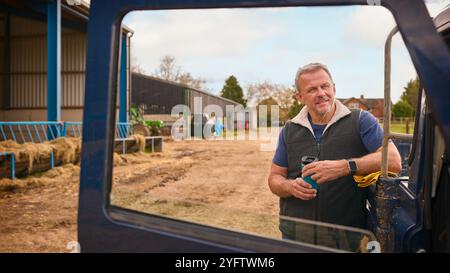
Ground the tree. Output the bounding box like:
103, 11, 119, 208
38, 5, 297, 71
392, 100, 414, 118
177, 72, 206, 90
246, 81, 295, 109
400, 77, 419, 110
131, 56, 146, 74
246, 81, 296, 123
153, 55, 206, 90
220, 75, 247, 107
287, 97, 304, 119
155, 55, 180, 80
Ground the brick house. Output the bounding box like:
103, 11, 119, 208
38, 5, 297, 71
337, 95, 385, 119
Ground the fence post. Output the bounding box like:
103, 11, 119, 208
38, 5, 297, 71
405, 118, 410, 134
62, 121, 67, 137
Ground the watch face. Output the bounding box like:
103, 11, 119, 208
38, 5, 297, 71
349, 160, 357, 173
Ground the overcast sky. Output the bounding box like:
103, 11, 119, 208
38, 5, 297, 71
123, 1, 450, 105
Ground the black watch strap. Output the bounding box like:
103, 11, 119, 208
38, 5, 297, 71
347, 159, 357, 175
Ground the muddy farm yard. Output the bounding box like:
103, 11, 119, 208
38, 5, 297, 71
0, 137, 280, 252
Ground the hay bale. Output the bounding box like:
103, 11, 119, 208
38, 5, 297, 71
22, 142, 53, 172
131, 134, 146, 152
0, 164, 80, 193
0, 140, 53, 172
0, 140, 23, 149
132, 123, 150, 136
113, 153, 125, 166
49, 137, 81, 165
0, 138, 81, 178
41, 163, 80, 178
0, 140, 29, 162
0, 178, 19, 192
0, 177, 45, 192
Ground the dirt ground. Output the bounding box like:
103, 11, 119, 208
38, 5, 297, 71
0, 138, 279, 252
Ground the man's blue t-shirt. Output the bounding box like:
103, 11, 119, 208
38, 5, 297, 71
272, 110, 383, 168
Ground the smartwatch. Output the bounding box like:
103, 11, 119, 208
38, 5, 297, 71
347, 159, 357, 175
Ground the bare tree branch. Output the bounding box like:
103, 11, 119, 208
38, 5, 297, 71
153, 55, 206, 90
246, 81, 295, 108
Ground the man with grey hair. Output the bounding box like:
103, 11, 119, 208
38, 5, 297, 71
268, 62, 402, 245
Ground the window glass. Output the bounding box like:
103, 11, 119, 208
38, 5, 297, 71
111, 5, 418, 252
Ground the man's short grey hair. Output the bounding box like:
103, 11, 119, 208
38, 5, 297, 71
294, 63, 334, 93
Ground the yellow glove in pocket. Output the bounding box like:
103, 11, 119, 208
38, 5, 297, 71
353, 171, 397, 188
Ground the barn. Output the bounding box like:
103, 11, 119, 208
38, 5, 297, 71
0, 0, 131, 124
131, 72, 258, 133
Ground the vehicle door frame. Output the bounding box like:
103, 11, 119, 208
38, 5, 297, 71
78, 0, 450, 252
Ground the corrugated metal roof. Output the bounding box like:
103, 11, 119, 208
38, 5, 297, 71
132, 72, 240, 106
62, 0, 133, 34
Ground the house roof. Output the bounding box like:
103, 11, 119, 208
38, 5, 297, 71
257, 97, 279, 106
338, 97, 384, 109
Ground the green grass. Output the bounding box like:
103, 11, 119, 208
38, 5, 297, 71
380, 122, 415, 134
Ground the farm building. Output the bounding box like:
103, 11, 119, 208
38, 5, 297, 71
131, 72, 258, 131
0, 0, 142, 179
338, 95, 385, 119
0, 0, 131, 123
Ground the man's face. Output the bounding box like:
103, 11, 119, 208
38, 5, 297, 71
296, 69, 335, 117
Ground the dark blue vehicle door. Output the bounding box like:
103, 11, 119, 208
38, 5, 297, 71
78, 0, 450, 252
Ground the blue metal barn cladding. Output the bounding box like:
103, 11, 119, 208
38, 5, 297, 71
0, 0, 131, 123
